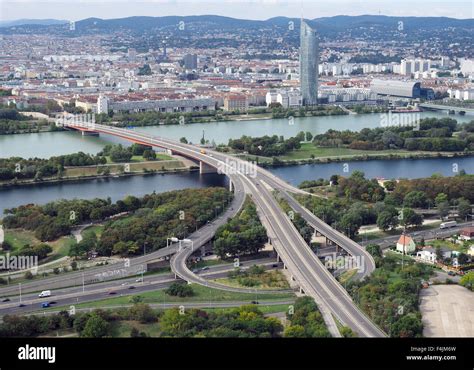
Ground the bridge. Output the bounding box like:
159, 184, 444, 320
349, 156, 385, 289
32, 121, 385, 337
419, 103, 474, 114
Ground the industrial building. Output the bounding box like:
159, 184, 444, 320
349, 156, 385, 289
370, 79, 434, 99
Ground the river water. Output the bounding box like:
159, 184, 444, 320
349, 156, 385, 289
0, 112, 472, 213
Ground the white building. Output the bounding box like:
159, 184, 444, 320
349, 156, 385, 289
265, 90, 302, 108
396, 234, 416, 254
416, 247, 436, 264
97, 95, 109, 114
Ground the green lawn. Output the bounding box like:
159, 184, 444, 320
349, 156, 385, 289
2, 229, 37, 254
46, 284, 294, 311
105, 154, 173, 163
81, 225, 104, 238
279, 143, 417, 161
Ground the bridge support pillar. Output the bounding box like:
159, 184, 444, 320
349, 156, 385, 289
229, 179, 234, 192
200, 161, 217, 174
81, 131, 99, 136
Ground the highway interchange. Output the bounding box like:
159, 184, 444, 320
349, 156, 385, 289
0, 122, 393, 337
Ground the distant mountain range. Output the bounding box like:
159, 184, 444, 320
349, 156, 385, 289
0, 15, 472, 35
0, 19, 68, 28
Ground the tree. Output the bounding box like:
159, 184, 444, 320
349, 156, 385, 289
129, 303, 157, 323
383, 180, 396, 192
305, 132, 313, 142
437, 202, 450, 219
165, 282, 194, 297
460, 271, 474, 291
377, 209, 399, 231
142, 149, 156, 160
400, 208, 423, 228
1, 240, 12, 251
283, 325, 306, 337
339, 211, 362, 238
403, 191, 428, 208
81, 314, 109, 338
179, 137, 188, 144
457, 198, 471, 220
366, 244, 382, 258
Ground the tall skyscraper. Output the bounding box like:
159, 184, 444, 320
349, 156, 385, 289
300, 19, 319, 106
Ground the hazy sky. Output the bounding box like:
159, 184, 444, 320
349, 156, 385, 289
1, 0, 473, 21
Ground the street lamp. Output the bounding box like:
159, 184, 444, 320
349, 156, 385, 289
167, 237, 179, 248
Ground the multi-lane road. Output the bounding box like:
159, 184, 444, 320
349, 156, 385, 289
0, 258, 287, 316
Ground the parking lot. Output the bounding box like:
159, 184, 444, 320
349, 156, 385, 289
420, 285, 474, 337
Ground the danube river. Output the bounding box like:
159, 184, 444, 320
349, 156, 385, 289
0, 112, 472, 213
0, 111, 471, 158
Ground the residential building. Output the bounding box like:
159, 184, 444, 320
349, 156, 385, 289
223, 94, 248, 111
416, 247, 436, 264
396, 234, 416, 254
460, 227, 474, 241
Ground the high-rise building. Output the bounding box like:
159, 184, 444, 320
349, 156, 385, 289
299, 19, 319, 106
183, 54, 198, 70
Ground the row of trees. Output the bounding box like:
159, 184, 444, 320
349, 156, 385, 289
312, 118, 474, 152
0, 152, 107, 181
298, 172, 473, 235
228, 134, 303, 157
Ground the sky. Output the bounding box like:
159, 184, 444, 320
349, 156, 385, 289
0, 0, 473, 21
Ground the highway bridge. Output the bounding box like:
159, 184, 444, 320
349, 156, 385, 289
419, 103, 474, 114
49, 121, 385, 337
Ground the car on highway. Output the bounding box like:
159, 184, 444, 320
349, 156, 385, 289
108, 291, 117, 295
41, 302, 50, 308
38, 290, 51, 298
135, 278, 143, 282
448, 271, 456, 276
201, 266, 209, 271
128, 286, 136, 289
251, 300, 259, 304
272, 264, 279, 268
18, 303, 25, 308
1, 297, 10, 302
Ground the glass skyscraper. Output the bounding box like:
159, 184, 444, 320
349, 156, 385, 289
300, 19, 319, 106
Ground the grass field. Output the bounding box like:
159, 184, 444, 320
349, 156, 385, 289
278, 143, 419, 161
46, 284, 294, 311
2, 229, 37, 254
1, 229, 74, 265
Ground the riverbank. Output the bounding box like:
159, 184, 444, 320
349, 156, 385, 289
0, 159, 194, 189
235, 144, 474, 167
